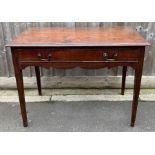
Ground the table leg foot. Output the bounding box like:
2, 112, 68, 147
23, 122, 28, 127
130, 122, 135, 127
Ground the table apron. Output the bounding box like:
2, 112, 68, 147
19, 61, 139, 70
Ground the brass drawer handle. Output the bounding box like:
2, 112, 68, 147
103, 52, 118, 61
37, 53, 52, 61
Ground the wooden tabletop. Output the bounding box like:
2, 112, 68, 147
6, 27, 150, 47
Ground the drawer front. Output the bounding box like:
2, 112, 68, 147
17, 47, 140, 62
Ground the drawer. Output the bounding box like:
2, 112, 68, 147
17, 47, 140, 62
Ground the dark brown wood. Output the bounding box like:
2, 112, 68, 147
35, 66, 42, 95
121, 66, 127, 95
11, 50, 28, 127
7, 27, 149, 127
20, 61, 138, 70
17, 47, 141, 62
130, 47, 145, 127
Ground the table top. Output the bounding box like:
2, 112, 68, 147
6, 27, 150, 47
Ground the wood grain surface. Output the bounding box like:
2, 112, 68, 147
7, 27, 149, 47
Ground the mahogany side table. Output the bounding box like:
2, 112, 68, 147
6, 27, 149, 127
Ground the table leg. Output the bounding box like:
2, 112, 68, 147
35, 66, 42, 95
121, 66, 127, 95
130, 67, 143, 127
12, 51, 28, 127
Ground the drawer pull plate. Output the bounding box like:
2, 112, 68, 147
37, 53, 52, 61
103, 52, 118, 61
